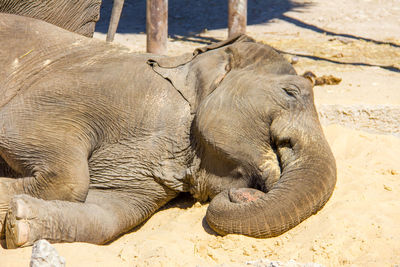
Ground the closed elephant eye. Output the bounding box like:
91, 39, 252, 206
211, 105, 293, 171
282, 84, 300, 98
284, 89, 296, 97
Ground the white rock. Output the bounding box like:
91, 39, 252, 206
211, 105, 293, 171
30, 240, 66, 267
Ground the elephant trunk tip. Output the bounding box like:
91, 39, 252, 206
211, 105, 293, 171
205, 188, 275, 238
228, 188, 265, 204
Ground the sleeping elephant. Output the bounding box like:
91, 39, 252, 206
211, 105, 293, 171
0, 0, 124, 39
0, 14, 336, 248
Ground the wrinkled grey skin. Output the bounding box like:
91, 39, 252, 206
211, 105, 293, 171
0, 14, 336, 248
0, 0, 123, 39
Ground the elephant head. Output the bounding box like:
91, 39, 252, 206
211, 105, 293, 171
149, 34, 337, 238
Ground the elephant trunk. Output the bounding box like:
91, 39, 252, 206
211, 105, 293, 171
206, 118, 337, 238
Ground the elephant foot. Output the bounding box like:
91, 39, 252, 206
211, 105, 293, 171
0, 178, 16, 240
5, 195, 40, 249
228, 188, 264, 203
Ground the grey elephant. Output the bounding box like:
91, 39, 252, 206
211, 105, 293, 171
0, 0, 123, 40
0, 14, 336, 248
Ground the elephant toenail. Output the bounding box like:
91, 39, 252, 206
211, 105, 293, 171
14, 199, 30, 219
14, 221, 30, 247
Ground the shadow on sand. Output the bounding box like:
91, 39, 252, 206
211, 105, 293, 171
95, 0, 309, 37
277, 49, 400, 73
106, 192, 218, 244
96, 0, 400, 49
280, 14, 400, 48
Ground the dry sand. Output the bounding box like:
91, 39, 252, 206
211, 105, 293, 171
1, 0, 400, 266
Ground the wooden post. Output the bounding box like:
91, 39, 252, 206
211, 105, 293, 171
228, 0, 247, 37
106, 0, 125, 42
146, 0, 168, 54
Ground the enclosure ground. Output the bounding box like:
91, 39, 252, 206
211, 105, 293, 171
1, 0, 399, 266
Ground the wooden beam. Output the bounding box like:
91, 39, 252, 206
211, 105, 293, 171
146, 0, 168, 54
228, 0, 247, 37
106, 0, 125, 42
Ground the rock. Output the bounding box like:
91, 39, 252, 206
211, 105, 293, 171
30, 240, 66, 267
291, 56, 299, 64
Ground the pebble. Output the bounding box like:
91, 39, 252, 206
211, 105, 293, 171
291, 56, 299, 64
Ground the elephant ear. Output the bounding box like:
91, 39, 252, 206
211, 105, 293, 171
147, 34, 255, 112
192, 33, 255, 56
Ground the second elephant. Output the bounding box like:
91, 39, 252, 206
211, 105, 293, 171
0, 0, 124, 39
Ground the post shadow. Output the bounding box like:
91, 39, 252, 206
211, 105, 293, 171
96, 0, 399, 49
95, 0, 309, 37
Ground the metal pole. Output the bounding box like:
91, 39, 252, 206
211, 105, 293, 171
228, 0, 247, 37
146, 0, 168, 54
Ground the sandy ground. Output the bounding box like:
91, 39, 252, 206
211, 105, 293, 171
1, 0, 400, 266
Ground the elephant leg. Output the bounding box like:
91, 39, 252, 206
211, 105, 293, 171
0, 158, 21, 222
0, 149, 90, 235
0, 146, 90, 201
0, 157, 20, 178
0, 178, 17, 240
5, 183, 177, 248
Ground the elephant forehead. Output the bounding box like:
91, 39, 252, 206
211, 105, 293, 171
195, 74, 271, 118
214, 72, 275, 97
221, 72, 313, 97
232, 42, 296, 75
